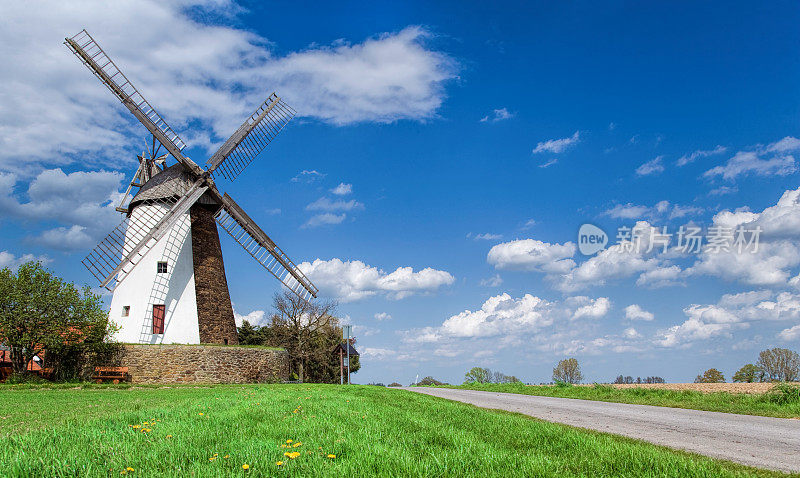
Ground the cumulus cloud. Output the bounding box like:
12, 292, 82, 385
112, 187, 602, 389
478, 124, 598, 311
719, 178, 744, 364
0, 169, 124, 250
1, 2, 458, 172
487, 239, 576, 274
624, 304, 654, 321
401, 293, 612, 354
636, 156, 665, 176
676, 145, 726, 167
330, 183, 353, 195
480, 107, 514, 123
0, 251, 52, 271
635, 265, 683, 288
233, 308, 267, 327
604, 200, 702, 221
302, 213, 346, 228
373, 312, 392, 321
532, 131, 580, 154
291, 170, 326, 183
306, 197, 364, 212
298, 258, 454, 302
703, 137, 800, 181
778, 324, 800, 341
688, 187, 800, 286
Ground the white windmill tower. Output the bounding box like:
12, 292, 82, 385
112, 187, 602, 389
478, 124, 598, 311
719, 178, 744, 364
65, 30, 318, 345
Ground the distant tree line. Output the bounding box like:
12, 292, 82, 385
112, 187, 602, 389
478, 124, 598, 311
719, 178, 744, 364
236, 291, 359, 383
464, 367, 521, 384
613, 376, 665, 384
696, 348, 799, 383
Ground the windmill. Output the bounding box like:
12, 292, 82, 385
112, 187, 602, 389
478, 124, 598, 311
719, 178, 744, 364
65, 30, 318, 345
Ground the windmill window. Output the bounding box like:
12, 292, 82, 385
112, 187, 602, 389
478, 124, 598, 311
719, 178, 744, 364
122, 306, 130, 317
157, 261, 168, 274
152, 305, 165, 335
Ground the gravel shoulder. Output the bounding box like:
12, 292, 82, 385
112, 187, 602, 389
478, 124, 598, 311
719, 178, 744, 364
404, 386, 800, 473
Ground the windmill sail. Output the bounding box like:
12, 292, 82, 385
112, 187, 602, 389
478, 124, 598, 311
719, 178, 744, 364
83, 181, 208, 290
215, 193, 318, 302
64, 30, 203, 176
207, 93, 296, 181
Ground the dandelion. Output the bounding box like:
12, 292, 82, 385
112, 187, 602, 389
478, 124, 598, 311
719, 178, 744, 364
327, 454, 336, 459
292, 442, 302, 448
224, 455, 230, 459
198, 413, 204, 416
276, 461, 284, 466
283, 451, 300, 459
166, 435, 173, 439
126, 467, 135, 472
242, 464, 250, 470
286, 439, 293, 443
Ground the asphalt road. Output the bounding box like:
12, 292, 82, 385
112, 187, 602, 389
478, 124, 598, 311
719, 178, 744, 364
403, 387, 800, 473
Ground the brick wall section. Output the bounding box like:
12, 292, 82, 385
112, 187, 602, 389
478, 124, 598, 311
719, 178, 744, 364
190, 204, 239, 345
119, 344, 289, 383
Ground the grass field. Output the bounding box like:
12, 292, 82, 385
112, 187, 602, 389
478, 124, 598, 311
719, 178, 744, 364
0, 384, 790, 477
437, 382, 800, 418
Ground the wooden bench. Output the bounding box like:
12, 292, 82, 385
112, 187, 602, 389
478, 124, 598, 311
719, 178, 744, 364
93, 366, 129, 384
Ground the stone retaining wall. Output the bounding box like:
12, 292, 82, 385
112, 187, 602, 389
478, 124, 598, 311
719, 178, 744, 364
119, 344, 289, 383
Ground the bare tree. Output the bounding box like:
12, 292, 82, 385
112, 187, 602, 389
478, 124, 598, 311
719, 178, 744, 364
552, 358, 583, 384
268, 290, 337, 382
756, 348, 800, 382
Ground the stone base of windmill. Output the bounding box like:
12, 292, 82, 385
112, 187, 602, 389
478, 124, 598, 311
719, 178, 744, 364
114, 344, 289, 384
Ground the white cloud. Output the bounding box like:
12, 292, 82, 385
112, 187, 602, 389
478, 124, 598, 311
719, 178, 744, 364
373, 312, 392, 321
298, 258, 454, 302
555, 242, 659, 292
520, 219, 536, 230
233, 308, 266, 327
778, 324, 800, 341
688, 187, 800, 286
480, 107, 514, 123
302, 213, 346, 228
708, 185, 737, 196
0, 169, 124, 250
330, 183, 353, 195
532, 131, 580, 154
539, 158, 558, 168
0, 251, 52, 271
1, 2, 458, 172
361, 347, 396, 360
676, 145, 726, 167
636, 265, 683, 288
624, 304, 654, 321
604, 200, 702, 221
622, 327, 642, 339
487, 239, 576, 274
703, 138, 800, 181
636, 156, 665, 176
472, 233, 502, 241
403, 292, 611, 346
572, 297, 611, 319
291, 170, 326, 183
306, 197, 364, 212
655, 304, 745, 348
480, 274, 503, 287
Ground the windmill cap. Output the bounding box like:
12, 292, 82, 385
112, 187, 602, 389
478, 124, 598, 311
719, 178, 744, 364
128, 163, 217, 212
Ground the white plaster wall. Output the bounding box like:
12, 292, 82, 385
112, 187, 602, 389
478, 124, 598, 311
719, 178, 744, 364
108, 203, 200, 344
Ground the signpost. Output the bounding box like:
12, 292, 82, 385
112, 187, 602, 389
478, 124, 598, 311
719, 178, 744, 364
343, 325, 352, 385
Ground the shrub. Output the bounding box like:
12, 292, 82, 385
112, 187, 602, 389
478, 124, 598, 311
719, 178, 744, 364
763, 383, 800, 405
388, 382, 402, 387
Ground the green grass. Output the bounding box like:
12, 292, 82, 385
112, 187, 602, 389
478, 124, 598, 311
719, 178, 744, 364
0, 384, 790, 477
435, 382, 800, 418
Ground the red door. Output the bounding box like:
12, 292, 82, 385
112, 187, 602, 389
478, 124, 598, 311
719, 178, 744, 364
152, 305, 165, 334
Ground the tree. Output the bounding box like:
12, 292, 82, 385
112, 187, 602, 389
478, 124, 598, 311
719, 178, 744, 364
756, 348, 800, 382
464, 367, 491, 383
732, 363, 763, 383
552, 358, 583, 384
417, 376, 448, 386
694, 368, 725, 383
266, 291, 338, 382
0, 262, 113, 377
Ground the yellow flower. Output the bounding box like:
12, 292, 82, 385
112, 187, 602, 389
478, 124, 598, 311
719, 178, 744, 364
292, 442, 302, 448
286, 439, 293, 443
242, 464, 250, 470
327, 454, 336, 459
209, 457, 216, 462
166, 435, 173, 439
198, 413, 204, 416
224, 455, 230, 459
283, 451, 300, 459
126, 467, 134, 472
276, 461, 284, 466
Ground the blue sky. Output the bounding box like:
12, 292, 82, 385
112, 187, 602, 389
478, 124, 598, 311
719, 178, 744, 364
2, 1, 800, 384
